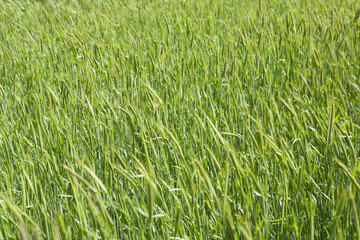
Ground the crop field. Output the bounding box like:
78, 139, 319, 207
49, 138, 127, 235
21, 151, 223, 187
0, 0, 360, 239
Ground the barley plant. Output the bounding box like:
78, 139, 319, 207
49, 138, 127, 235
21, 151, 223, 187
0, 0, 360, 239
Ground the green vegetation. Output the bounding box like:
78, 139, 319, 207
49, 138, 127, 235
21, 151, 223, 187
0, 0, 360, 239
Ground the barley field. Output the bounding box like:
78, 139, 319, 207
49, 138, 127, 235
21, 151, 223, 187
0, 0, 360, 239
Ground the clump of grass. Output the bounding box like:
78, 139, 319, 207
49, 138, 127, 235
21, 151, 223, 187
0, 0, 360, 239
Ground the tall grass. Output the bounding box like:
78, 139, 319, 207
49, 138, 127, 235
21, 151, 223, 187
0, 0, 359, 239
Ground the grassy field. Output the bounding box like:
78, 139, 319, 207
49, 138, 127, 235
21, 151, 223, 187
0, 0, 360, 239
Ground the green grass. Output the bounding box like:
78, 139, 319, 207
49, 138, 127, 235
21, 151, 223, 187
0, 0, 360, 239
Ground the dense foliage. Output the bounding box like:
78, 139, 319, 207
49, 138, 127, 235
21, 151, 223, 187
0, 0, 360, 239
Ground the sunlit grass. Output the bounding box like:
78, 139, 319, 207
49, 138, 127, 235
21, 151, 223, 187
0, 0, 360, 239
